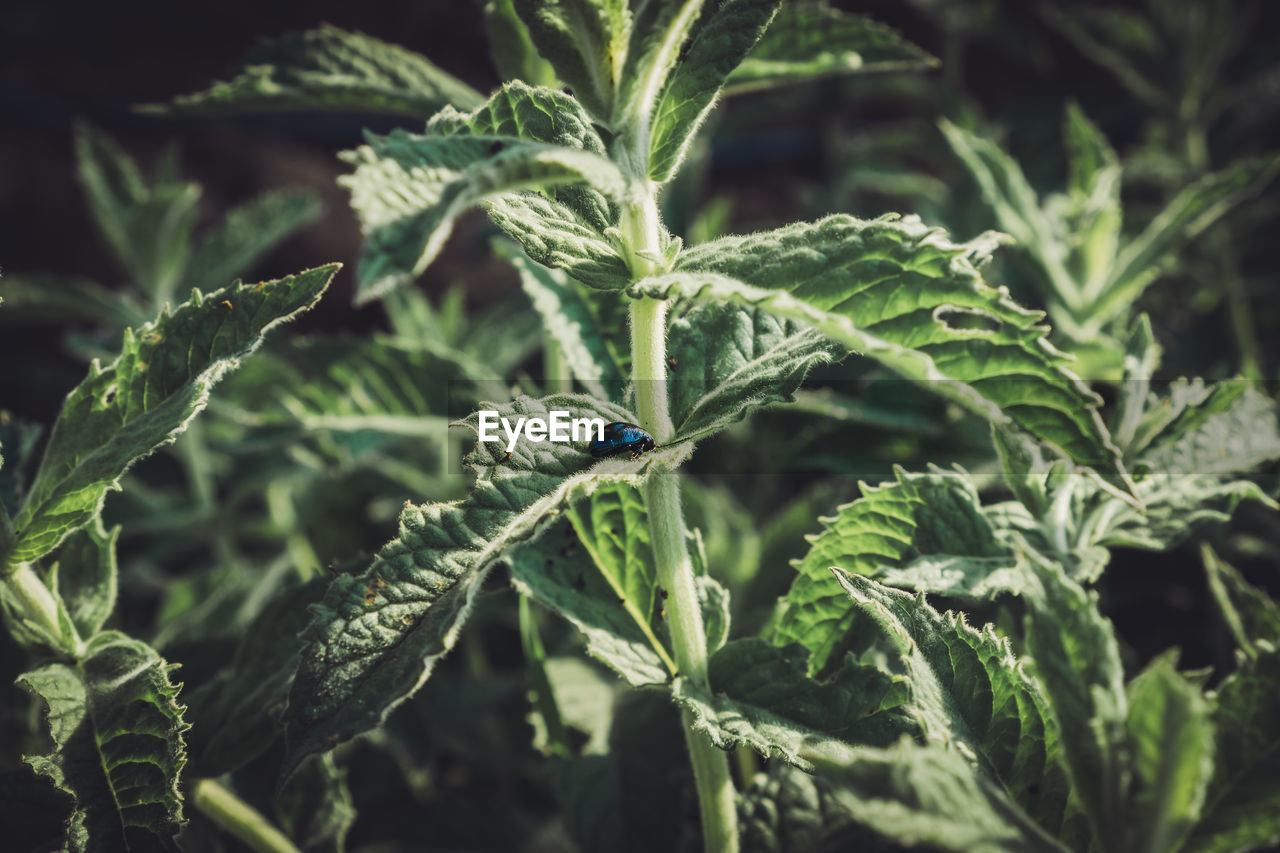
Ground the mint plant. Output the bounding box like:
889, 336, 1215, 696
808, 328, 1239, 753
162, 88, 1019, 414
4, 2, 1280, 852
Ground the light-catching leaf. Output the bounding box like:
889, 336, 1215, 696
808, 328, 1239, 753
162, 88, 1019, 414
1182, 650, 1280, 853
511, 0, 631, 121
771, 468, 1021, 675
154, 24, 484, 115
510, 487, 673, 686
1100, 382, 1280, 552
632, 213, 1133, 496
186, 188, 323, 291
830, 570, 1076, 838
666, 303, 836, 440
725, 3, 937, 95
646, 0, 778, 182
7, 265, 338, 566
19, 631, 188, 852
342, 82, 630, 303
283, 395, 691, 778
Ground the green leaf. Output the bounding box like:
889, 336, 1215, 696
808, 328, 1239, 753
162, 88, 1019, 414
1098, 154, 1280, 328
183, 577, 327, 778
1061, 103, 1123, 299
512, 0, 631, 120
342, 82, 629, 303
0, 419, 44, 519
75, 125, 201, 301
667, 303, 836, 440
0, 273, 145, 328
19, 631, 188, 852
7, 265, 337, 567
153, 24, 484, 115
187, 188, 324, 291
938, 120, 1080, 316
496, 243, 625, 400
829, 570, 1075, 837
276, 754, 355, 853
634, 213, 1134, 497
215, 336, 458, 439
646, 0, 779, 182
510, 485, 673, 685
283, 395, 691, 778
615, 0, 709, 134
484, 0, 559, 87
1181, 650, 1280, 853
801, 738, 1072, 853
1020, 550, 1127, 849
48, 516, 118, 639
726, 3, 937, 95
772, 468, 1021, 674
1124, 653, 1214, 853
673, 637, 914, 768
1202, 545, 1280, 659
486, 192, 633, 290
1100, 383, 1280, 552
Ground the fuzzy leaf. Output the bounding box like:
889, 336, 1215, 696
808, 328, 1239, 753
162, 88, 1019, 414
7, 265, 338, 566
48, 516, 118, 639
673, 638, 914, 768
1182, 651, 1280, 853
1021, 551, 1127, 849
646, 0, 778, 182
187, 188, 324, 291
216, 336, 459, 439
509, 0, 629, 120
772, 468, 1021, 674
283, 395, 691, 778
1100, 383, 1280, 552
829, 570, 1075, 836
1124, 653, 1214, 853
1098, 153, 1280, 326
633, 213, 1133, 496
511, 0, 630, 120
667, 303, 836, 440
1202, 545, 1280, 658
801, 738, 1072, 853
342, 82, 629, 303
75, 125, 200, 300
497, 244, 625, 400
19, 632, 188, 852
510, 486, 673, 686
726, 3, 936, 95
154, 24, 484, 115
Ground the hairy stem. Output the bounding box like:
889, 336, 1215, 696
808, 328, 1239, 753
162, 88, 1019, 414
190, 779, 301, 853
628, 198, 738, 851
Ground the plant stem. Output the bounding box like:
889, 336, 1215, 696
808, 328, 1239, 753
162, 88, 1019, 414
190, 779, 301, 853
630, 281, 738, 853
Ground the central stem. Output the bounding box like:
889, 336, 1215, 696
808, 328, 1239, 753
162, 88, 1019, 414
625, 191, 738, 852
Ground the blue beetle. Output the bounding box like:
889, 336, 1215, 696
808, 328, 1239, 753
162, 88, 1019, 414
589, 422, 656, 459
